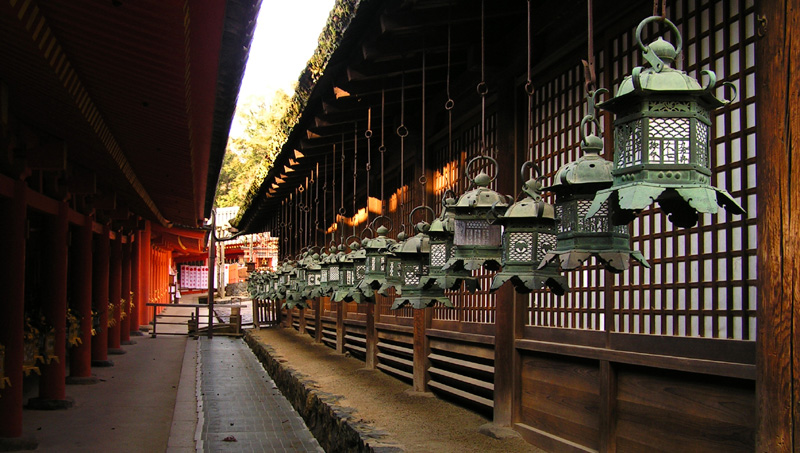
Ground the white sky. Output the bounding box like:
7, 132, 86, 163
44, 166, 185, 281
231, 0, 337, 137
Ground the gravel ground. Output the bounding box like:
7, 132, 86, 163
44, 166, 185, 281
249, 326, 544, 453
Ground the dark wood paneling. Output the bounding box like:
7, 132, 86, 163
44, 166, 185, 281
615, 366, 755, 452
520, 352, 600, 451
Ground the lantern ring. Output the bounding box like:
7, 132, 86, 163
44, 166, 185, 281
520, 160, 542, 183
466, 155, 499, 185
345, 235, 361, 248
338, 207, 347, 215
419, 175, 427, 185
396, 125, 409, 137
635, 16, 682, 68
444, 98, 455, 110
303, 206, 311, 213
409, 205, 436, 224
298, 185, 305, 193
365, 129, 373, 138
369, 215, 393, 232
719, 81, 738, 104
524, 81, 535, 95
378, 145, 387, 153
579, 115, 603, 143
360, 226, 375, 239
487, 201, 503, 225
476, 81, 489, 96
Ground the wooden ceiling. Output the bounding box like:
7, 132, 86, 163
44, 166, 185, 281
0, 0, 260, 227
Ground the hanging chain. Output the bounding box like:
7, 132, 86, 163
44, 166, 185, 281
526, 0, 535, 164
398, 66, 408, 232
353, 122, 357, 237
653, 0, 667, 18
477, 0, 488, 157
323, 154, 329, 245
420, 48, 427, 188
340, 133, 345, 243
365, 108, 372, 229
380, 89, 386, 216
315, 161, 320, 246
445, 21, 454, 190
582, 0, 597, 95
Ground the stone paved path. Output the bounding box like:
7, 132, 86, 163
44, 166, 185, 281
197, 337, 322, 452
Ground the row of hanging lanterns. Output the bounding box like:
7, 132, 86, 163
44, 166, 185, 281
262, 12, 742, 311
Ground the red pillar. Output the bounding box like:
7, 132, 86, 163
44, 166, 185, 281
0, 181, 28, 438
31, 202, 71, 407
139, 222, 151, 328
107, 235, 122, 352
91, 225, 111, 366
68, 214, 95, 381
120, 240, 132, 344
129, 231, 141, 336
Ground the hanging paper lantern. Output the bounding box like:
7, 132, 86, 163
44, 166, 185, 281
490, 162, 568, 295
540, 117, 650, 272
443, 156, 511, 272
586, 16, 745, 228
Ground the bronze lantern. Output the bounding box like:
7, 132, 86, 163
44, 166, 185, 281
356, 224, 397, 301
332, 239, 367, 303
302, 252, 324, 300
587, 16, 745, 228
391, 214, 453, 310
490, 163, 567, 295
422, 193, 479, 293
443, 156, 511, 272
540, 117, 650, 272
378, 233, 406, 297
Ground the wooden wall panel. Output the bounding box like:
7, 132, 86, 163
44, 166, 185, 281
519, 353, 600, 451
615, 366, 754, 452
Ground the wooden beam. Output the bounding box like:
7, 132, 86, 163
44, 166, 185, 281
756, 0, 799, 451
23, 141, 67, 171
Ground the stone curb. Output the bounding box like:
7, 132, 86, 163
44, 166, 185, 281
243, 331, 403, 453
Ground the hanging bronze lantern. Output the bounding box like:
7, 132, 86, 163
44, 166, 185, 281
319, 245, 341, 296
587, 16, 745, 228
356, 223, 397, 301
379, 233, 406, 297
490, 162, 567, 295
333, 238, 366, 303
443, 156, 511, 271
423, 193, 479, 293
391, 211, 453, 310
541, 117, 650, 272
286, 252, 312, 309
302, 252, 324, 300
344, 240, 368, 303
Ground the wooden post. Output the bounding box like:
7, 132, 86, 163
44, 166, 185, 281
299, 307, 307, 334
120, 240, 131, 344
107, 234, 122, 353
0, 180, 27, 438
412, 307, 432, 393
365, 302, 377, 369
756, 0, 799, 450
34, 202, 70, 406
91, 225, 111, 366
130, 231, 140, 336
315, 298, 323, 343
69, 214, 94, 380
336, 301, 346, 353
139, 221, 151, 329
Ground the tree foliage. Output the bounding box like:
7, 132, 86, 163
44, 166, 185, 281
215, 90, 291, 208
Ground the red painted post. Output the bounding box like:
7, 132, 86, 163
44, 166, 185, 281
107, 234, 122, 353
120, 240, 131, 344
34, 202, 71, 406
129, 231, 141, 336
139, 222, 151, 328
91, 225, 111, 366
0, 181, 28, 438
69, 214, 95, 381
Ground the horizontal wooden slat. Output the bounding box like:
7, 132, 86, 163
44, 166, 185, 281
375, 322, 414, 334
345, 344, 367, 354
428, 353, 494, 375
377, 342, 412, 357
426, 328, 495, 346
429, 338, 494, 361
514, 422, 596, 453
377, 363, 413, 381
428, 366, 493, 391
344, 334, 365, 345
427, 380, 493, 409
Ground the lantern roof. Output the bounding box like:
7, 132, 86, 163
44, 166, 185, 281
453, 185, 511, 211
393, 223, 431, 256
547, 134, 613, 193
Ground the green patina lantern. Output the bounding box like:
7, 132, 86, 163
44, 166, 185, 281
317, 248, 332, 296
333, 239, 367, 303
319, 245, 342, 296
357, 223, 397, 301
263, 271, 277, 300
540, 117, 650, 273
587, 16, 745, 228
344, 240, 368, 303
391, 214, 453, 310
302, 252, 324, 300
379, 233, 406, 297
490, 162, 567, 295
423, 193, 478, 293
285, 252, 311, 309
443, 156, 511, 272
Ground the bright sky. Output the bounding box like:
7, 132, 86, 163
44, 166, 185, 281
231, 0, 336, 137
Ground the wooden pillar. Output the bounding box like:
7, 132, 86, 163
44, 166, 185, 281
120, 240, 131, 344
91, 225, 111, 365
412, 307, 432, 393
129, 231, 140, 336
107, 234, 122, 352
365, 302, 377, 369
336, 301, 346, 353
69, 214, 94, 380
139, 221, 151, 328
299, 307, 307, 334
315, 298, 323, 343
34, 202, 70, 406
0, 181, 27, 438
756, 0, 799, 450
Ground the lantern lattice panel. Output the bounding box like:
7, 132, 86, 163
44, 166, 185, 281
527, 0, 757, 340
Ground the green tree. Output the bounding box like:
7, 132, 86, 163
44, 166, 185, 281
215, 90, 292, 208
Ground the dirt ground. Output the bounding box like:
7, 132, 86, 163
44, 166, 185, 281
250, 326, 544, 453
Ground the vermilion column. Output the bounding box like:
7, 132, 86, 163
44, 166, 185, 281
0, 180, 28, 438
68, 214, 96, 382
31, 202, 71, 408
129, 231, 141, 336
139, 222, 151, 328
120, 240, 132, 344
91, 225, 112, 366
107, 235, 122, 353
